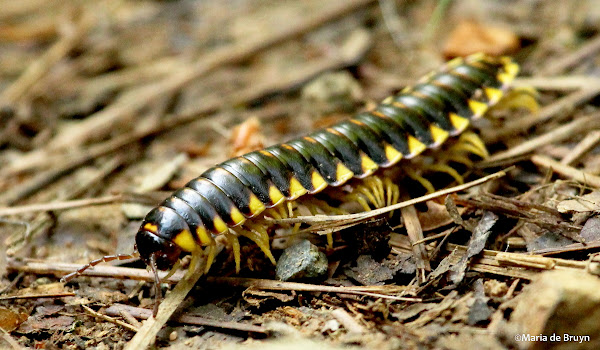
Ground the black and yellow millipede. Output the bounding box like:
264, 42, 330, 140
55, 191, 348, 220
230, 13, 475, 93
63, 53, 521, 283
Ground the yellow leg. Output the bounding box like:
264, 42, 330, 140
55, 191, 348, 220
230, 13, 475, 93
204, 240, 217, 273
224, 231, 241, 273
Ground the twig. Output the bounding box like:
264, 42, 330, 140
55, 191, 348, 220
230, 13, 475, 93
423, 0, 452, 42
0, 195, 125, 217
81, 305, 139, 333
331, 308, 366, 334
3, 27, 371, 179
560, 130, 600, 165
104, 304, 266, 334
0, 151, 127, 205
118, 308, 142, 329
0, 10, 91, 106
124, 255, 204, 349
42, 0, 377, 152
0, 292, 74, 301
534, 240, 600, 256
6, 258, 418, 301
400, 194, 430, 281
538, 34, 600, 76
481, 114, 600, 166
277, 168, 511, 225
0, 327, 24, 350
0, 193, 162, 217
531, 155, 600, 188
485, 86, 600, 144
514, 76, 600, 91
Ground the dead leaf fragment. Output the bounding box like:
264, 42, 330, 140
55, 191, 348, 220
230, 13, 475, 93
557, 191, 600, 213
0, 307, 29, 332
509, 270, 600, 350
229, 117, 265, 157
443, 21, 520, 58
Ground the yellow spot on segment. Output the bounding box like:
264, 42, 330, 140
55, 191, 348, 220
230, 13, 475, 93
360, 154, 379, 175
281, 144, 295, 151
407, 135, 427, 156
497, 62, 519, 85
248, 193, 265, 215
391, 101, 407, 109
259, 150, 274, 157
484, 87, 503, 104
468, 99, 489, 118
418, 71, 436, 84
449, 112, 470, 132
446, 56, 464, 69
326, 128, 341, 135
303, 136, 317, 143
143, 223, 158, 233
310, 171, 328, 193
196, 227, 212, 246
371, 110, 387, 118
467, 52, 486, 62
268, 185, 285, 206
504, 62, 519, 78
230, 207, 246, 225
384, 144, 403, 165
430, 124, 450, 145
335, 163, 354, 184
172, 229, 197, 252
382, 96, 394, 104
288, 177, 307, 200
213, 217, 228, 233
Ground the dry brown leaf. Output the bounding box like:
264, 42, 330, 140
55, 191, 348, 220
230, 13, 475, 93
0, 306, 29, 332
443, 21, 520, 58
557, 191, 600, 213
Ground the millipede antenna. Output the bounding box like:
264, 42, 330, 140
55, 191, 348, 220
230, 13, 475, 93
60, 251, 140, 283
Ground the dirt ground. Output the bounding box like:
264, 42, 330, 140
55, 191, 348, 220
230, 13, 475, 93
2, 0, 600, 349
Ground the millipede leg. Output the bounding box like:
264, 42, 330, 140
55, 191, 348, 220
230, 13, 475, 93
424, 164, 465, 184
239, 224, 276, 265
406, 168, 436, 194
204, 241, 217, 273
224, 231, 241, 273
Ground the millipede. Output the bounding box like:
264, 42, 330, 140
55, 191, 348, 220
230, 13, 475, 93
63, 53, 522, 292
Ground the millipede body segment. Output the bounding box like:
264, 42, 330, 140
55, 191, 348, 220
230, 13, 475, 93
135, 53, 520, 273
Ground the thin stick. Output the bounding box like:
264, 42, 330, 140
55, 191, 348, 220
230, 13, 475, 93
482, 113, 600, 166
531, 155, 600, 188
0, 12, 91, 105
44, 0, 377, 152
0, 195, 124, 216
560, 130, 600, 165
7, 258, 418, 301
514, 76, 600, 91
538, 34, 600, 76
400, 194, 430, 280
3, 27, 371, 179
82, 305, 139, 333
0, 327, 24, 350
104, 304, 266, 334
124, 255, 205, 349
277, 168, 511, 225
0, 292, 75, 301
331, 308, 366, 334
486, 86, 600, 143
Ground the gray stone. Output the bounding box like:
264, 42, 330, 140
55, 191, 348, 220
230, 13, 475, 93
276, 240, 328, 281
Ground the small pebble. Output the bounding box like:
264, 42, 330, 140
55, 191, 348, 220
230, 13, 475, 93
276, 240, 328, 281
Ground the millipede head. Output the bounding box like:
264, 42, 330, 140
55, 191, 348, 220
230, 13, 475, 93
135, 227, 182, 271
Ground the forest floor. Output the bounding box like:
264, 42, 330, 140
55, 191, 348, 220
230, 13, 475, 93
2, 0, 600, 349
